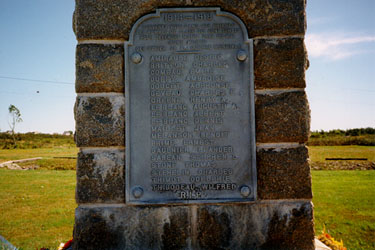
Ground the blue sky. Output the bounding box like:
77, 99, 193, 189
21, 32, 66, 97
0, 1, 374, 133
306, 0, 375, 131
0, 1, 76, 133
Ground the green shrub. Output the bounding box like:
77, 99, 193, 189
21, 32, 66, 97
0, 132, 75, 149
309, 128, 375, 146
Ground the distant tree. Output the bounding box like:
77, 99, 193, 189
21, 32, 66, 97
364, 127, 375, 135
63, 130, 73, 136
8, 104, 22, 146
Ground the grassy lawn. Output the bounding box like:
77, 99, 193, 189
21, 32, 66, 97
0, 169, 76, 250
1, 145, 374, 249
0, 147, 78, 163
0, 147, 78, 170
309, 145, 375, 162
1, 170, 373, 250
312, 171, 375, 250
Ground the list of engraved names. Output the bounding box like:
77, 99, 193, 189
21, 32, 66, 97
127, 10, 254, 203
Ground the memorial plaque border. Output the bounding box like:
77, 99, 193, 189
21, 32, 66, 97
125, 7, 257, 204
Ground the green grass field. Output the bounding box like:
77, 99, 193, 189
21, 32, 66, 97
0, 169, 76, 250
0, 145, 374, 249
0, 147, 78, 162
309, 145, 375, 162
1, 169, 374, 249
0, 147, 78, 171
312, 171, 375, 250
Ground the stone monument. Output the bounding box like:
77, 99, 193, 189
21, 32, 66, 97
73, 1, 313, 249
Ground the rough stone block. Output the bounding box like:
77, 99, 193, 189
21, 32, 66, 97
73, 0, 306, 40
74, 205, 190, 250
257, 146, 312, 199
73, 201, 315, 249
76, 44, 124, 93
254, 38, 308, 89
255, 91, 310, 143
74, 95, 125, 147
76, 149, 125, 203
197, 202, 314, 250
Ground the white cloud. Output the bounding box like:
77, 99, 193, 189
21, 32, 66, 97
306, 32, 375, 60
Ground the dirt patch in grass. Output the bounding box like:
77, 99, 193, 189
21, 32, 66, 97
309, 146, 375, 162
1, 158, 77, 171
0, 147, 78, 170
311, 161, 375, 170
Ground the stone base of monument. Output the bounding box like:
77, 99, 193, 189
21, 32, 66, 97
73, 201, 314, 249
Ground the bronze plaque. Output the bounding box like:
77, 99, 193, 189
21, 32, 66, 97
125, 8, 256, 204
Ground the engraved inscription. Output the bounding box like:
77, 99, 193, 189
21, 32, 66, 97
126, 8, 256, 204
